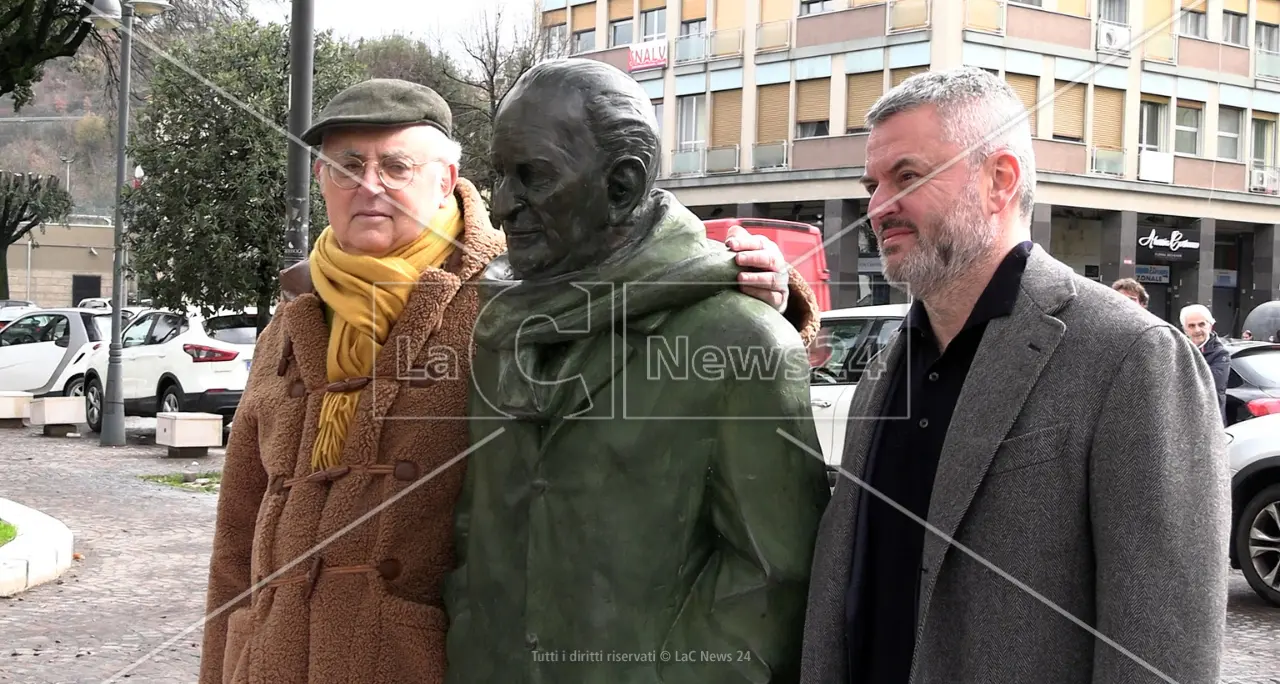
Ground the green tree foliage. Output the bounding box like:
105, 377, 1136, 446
0, 170, 71, 298
0, 0, 95, 111
121, 19, 365, 324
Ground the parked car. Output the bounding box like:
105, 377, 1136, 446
1224, 340, 1280, 426
0, 299, 39, 330
810, 303, 909, 484
0, 308, 110, 397
81, 308, 265, 433
77, 297, 111, 310
1225, 413, 1280, 606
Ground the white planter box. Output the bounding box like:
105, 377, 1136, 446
28, 397, 85, 426
156, 412, 223, 448
0, 392, 32, 420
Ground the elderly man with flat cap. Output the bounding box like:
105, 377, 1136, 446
200, 77, 818, 684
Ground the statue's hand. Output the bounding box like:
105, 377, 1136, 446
724, 225, 789, 313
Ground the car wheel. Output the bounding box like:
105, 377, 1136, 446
64, 376, 85, 397
1236, 483, 1280, 607
160, 385, 184, 414
84, 377, 104, 433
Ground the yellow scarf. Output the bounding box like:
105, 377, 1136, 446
307, 193, 463, 470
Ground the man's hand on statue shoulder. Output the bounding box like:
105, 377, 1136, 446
724, 224, 789, 313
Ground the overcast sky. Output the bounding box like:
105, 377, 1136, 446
247, 0, 532, 55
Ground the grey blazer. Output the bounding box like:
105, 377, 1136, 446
800, 247, 1230, 684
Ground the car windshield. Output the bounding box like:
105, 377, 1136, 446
204, 314, 263, 345
1233, 349, 1280, 389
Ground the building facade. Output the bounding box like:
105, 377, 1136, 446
542, 0, 1280, 331
5, 217, 116, 307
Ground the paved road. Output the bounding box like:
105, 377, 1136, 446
0, 420, 224, 684
0, 423, 1278, 683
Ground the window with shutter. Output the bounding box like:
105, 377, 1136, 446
1090, 87, 1124, 150
543, 9, 567, 26
796, 78, 830, 123
640, 0, 666, 10
1261, 0, 1280, 25
571, 2, 596, 32
681, 0, 706, 20
846, 72, 883, 133
1004, 73, 1039, 134
609, 0, 632, 21
890, 67, 926, 87
716, 0, 744, 29
756, 83, 790, 144
1052, 80, 1085, 141
796, 78, 830, 138
711, 89, 743, 147
760, 0, 791, 23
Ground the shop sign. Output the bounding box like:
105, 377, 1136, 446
628, 40, 667, 72
1136, 227, 1201, 263
857, 257, 883, 273
1135, 264, 1171, 284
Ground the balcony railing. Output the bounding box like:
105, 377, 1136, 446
1143, 32, 1177, 64
1096, 20, 1132, 54
756, 20, 792, 52
674, 33, 707, 63
1089, 146, 1125, 177
965, 0, 1004, 35
753, 141, 789, 170
888, 0, 930, 33
706, 145, 740, 174
1259, 48, 1280, 81
671, 145, 706, 176
709, 28, 743, 58
1249, 164, 1279, 195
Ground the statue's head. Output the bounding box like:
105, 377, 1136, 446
489, 58, 661, 281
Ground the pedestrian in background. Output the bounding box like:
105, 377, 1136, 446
800, 66, 1229, 684
1111, 277, 1149, 309
1181, 303, 1230, 424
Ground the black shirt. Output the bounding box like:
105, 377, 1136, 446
846, 241, 1032, 684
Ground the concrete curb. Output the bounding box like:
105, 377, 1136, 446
0, 498, 74, 598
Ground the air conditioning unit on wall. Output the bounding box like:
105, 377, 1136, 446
1249, 168, 1279, 195
1097, 23, 1131, 54
1138, 149, 1174, 184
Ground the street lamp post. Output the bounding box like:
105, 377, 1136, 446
92, 0, 173, 447
284, 0, 315, 268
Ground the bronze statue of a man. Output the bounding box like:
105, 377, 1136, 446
442, 58, 830, 684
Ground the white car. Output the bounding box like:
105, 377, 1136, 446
1225, 413, 1280, 607
0, 307, 111, 397
82, 308, 264, 433
810, 303, 909, 483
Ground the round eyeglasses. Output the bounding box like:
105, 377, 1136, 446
323, 157, 433, 191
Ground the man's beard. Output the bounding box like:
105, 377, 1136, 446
880, 186, 999, 301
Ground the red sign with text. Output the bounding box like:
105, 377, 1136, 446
628, 40, 667, 72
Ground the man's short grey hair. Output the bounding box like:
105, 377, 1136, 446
865, 67, 1037, 219
1180, 303, 1215, 326
422, 125, 463, 169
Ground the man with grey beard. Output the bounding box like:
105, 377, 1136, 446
799, 67, 1229, 684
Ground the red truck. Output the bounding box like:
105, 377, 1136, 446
703, 218, 832, 312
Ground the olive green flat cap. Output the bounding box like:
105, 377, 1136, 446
301, 78, 452, 147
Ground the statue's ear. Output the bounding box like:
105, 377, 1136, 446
605, 155, 647, 226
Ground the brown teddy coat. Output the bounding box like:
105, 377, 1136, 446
199, 178, 821, 684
